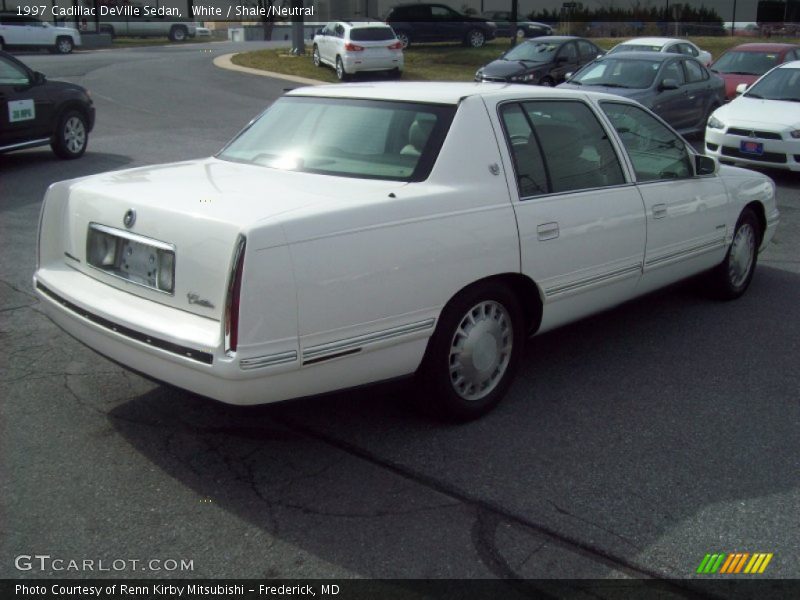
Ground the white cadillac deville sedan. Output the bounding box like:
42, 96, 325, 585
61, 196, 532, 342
34, 83, 780, 420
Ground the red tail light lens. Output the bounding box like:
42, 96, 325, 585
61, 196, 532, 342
388, 41, 403, 50
345, 42, 365, 51
225, 235, 246, 354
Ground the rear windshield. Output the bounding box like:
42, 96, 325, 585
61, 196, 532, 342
350, 27, 396, 42
218, 97, 456, 182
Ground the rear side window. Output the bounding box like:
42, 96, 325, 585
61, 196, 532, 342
600, 102, 692, 182
500, 100, 626, 197
683, 59, 707, 82
350, 27, 396, 42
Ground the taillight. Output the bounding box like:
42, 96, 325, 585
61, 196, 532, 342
345, 42, 364, 51
388, 41, 403, 50
224, 235, 246, 355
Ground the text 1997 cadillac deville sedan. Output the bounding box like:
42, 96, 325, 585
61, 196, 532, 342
34, 83, 779, 420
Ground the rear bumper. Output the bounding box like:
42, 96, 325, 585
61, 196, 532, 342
33, 267, 427, 406
343, 54, 403, 73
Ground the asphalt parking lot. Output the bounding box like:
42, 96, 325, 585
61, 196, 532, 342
1, 42, 799, 586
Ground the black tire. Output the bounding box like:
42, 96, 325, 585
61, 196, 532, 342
396, 31, 410, 49
55, 36, 74, 54
169, 26, 188, 42
418, 281, 525, 421
51, 110, 88, 159
539, 76, 555, 87
312, 45, 321, 67
709, 208, 760, 300
465, 28, 486, 48
335, 56, 348, 81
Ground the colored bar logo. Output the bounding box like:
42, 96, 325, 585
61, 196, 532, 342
696, 553, 773, 574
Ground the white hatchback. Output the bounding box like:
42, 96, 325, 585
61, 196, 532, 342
313, 21, 404, 80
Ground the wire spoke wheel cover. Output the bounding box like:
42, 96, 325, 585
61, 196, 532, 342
728, 222, 755, 288
449, 300, 513, 401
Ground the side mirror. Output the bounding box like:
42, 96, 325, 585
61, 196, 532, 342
565, 72, 573, 79
735, 83, 748, 95
33, 71, 46, 85
695, 154, 717, 176
660, 78, 679, 90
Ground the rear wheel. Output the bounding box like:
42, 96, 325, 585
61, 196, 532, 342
335, 56, 348, 81
709, 208, 760, 300
418, 281, 525, 421
396, 31, 410, 49
51, 110, 88, 159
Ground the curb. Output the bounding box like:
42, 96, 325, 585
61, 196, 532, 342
213, 53, 327, 86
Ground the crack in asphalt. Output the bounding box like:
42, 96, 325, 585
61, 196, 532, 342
546, 499, 643, 551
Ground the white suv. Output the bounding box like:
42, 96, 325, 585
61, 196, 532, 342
313, 21, 404, 80
0, 14, 81, 54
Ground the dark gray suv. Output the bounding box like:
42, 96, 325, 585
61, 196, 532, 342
386, 3, 497, 48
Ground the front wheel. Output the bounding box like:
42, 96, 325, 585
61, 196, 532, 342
709, 208, 760, 300
169, 26, 187, 42
51, 110, 88, 159
312, 45, 321, 67
55, 36, 74, 54
418, 281, 525, 421
465, 29, 486, 48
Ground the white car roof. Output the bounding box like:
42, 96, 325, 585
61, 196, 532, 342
619, 37, 685, 47
286, 81, 636, 105
340, 21, 392, 29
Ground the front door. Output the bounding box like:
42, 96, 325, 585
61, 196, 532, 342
492, 97, 646, 332
0, 55, 54, 148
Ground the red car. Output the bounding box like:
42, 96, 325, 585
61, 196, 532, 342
710, 43, 800, 100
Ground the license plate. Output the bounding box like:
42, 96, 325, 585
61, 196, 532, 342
740, 140, 764, 156
86, 224, 175, 294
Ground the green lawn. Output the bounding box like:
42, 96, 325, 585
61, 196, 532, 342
231, 36, 800, 84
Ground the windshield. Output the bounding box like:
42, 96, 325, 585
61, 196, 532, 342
504, 41, 559, 62
745, 67, 800, 101
218, 97, 456, 181
608, 44, 663, 54
570, 58, 660, 89
712, 50, 781, 75
350, 27, 396, 42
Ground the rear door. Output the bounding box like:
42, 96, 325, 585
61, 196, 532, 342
681, 58, 714, 130
429, 5, 463, 42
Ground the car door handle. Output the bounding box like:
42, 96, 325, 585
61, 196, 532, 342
653, 204, 667, 219
537, 222, 559, 240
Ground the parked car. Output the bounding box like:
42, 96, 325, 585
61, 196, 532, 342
0, 51, 94, 158
705, 61, 800, 172
33, 82, 778, 421
385, 3, 497, 48
607, 37, 712, 66
559, 52, 725, 137
0, 13, 80, 54
481, 12, 552, 39
313, 21, 403, 80
475, 36, 603, 86
98, 16, 196, 41
710, 43, 800, 100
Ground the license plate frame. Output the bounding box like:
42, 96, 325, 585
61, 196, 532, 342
740, 140, 764, 156
86, 223, 175, 294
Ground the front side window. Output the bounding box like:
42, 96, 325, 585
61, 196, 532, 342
0, 56, 29, 85
558, 42, 577, 62
600, 102, 693, 182
501, 100, 625, 197
218, 97, 455, 182
683, 59, 707, 83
